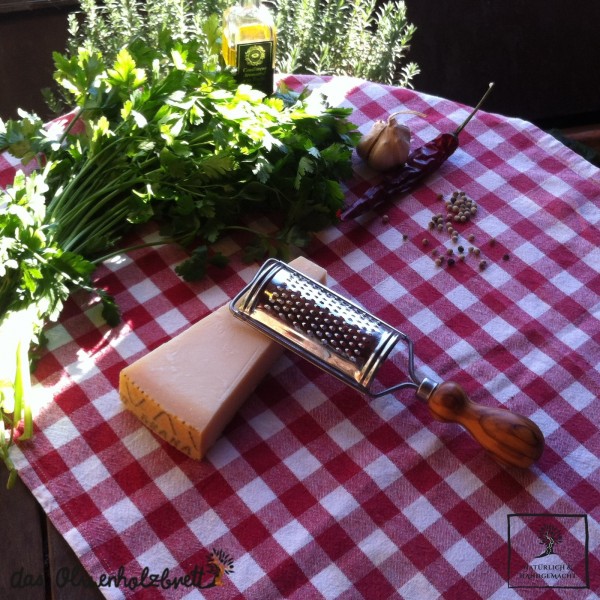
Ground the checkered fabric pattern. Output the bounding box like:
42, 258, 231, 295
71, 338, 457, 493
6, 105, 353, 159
0, 112, 83, 188
5, 75, 600, 599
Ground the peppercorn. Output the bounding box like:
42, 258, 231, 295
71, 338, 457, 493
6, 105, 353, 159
457, 245, 464, 253
503, 253, 510, 261
479, 260, 487, 270
448, 258, 456, 266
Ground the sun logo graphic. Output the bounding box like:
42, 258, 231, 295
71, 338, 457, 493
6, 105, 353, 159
206, 548, 235, 587
244, 44, 266, 66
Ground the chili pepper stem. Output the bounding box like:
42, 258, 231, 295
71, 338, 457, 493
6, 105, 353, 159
453, 82, 495, 136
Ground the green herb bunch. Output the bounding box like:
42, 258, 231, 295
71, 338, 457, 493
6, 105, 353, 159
272, 0, 419, 86
0, 35, 359, 482
51, 39, 358, 269
0, 168, 111, 487
66, 0, 228, 63
64, 0, 418, 88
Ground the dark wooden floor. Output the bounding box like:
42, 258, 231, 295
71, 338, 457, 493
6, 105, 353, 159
561, 124, 600, 154
0, 465, 103, 600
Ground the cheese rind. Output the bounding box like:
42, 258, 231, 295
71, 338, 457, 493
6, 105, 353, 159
119, 257, 326, 460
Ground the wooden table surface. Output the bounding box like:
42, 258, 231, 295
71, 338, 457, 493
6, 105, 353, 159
0, 465, 103, 600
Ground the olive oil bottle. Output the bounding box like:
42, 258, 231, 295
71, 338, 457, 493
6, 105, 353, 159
221, 0, 276, 95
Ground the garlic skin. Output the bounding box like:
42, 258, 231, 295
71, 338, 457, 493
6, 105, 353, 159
357, 115, 411, 171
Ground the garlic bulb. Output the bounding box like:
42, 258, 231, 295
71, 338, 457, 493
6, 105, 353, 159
357, 114, 412, 171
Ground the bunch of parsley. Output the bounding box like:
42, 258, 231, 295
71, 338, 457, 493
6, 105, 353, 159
0, 35, 359, 481
0, 170, 112, 486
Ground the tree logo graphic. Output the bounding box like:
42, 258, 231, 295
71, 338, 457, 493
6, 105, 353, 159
535, 523, 563, 558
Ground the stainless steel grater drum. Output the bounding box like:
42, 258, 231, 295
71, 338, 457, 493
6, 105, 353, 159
230, 259, 544, 468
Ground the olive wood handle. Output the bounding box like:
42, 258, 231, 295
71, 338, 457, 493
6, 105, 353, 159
426, 381, 544, 468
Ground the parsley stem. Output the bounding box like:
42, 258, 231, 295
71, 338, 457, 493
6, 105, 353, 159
25, 247, 98, 296
92, 238, 178, 264
46, 135, 132, 216
53, 172, 150, 242
57, 106, 86, 146
64, 203, 132, 255
223, 225, 263, 235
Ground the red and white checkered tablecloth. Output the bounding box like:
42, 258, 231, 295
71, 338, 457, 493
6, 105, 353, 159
4, 75, 600, 599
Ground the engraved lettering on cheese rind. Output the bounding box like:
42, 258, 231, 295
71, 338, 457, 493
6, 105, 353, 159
153, 411, 177, 436
120, 376, 147, 408
168, 436, 193, 458
188, 430, 201, 452
140, 407, 154, 427
119, 373, 203, 460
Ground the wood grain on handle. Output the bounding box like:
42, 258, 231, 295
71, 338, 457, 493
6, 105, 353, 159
425, 381, 544, 468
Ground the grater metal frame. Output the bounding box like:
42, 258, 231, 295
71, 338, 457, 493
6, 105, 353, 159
228, 259, 545, 469
230, 258, 433, 398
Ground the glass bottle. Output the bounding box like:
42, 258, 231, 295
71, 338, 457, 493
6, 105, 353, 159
221, 0, 276, 95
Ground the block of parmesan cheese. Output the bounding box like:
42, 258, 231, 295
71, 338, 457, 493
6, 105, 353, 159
119, 257, 326, 460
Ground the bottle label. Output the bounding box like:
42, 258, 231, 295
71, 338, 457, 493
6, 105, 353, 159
235, 41, 274, 95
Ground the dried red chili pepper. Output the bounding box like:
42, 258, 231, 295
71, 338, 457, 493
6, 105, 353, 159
341, 83, 494, 221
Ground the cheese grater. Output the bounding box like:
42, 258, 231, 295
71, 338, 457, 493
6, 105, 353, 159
230, 258, 544, 468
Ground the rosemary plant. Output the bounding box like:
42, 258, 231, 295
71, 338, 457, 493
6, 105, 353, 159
67, 0, 228, 61
65, 0, 418, 87
271, 0, 419, 86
